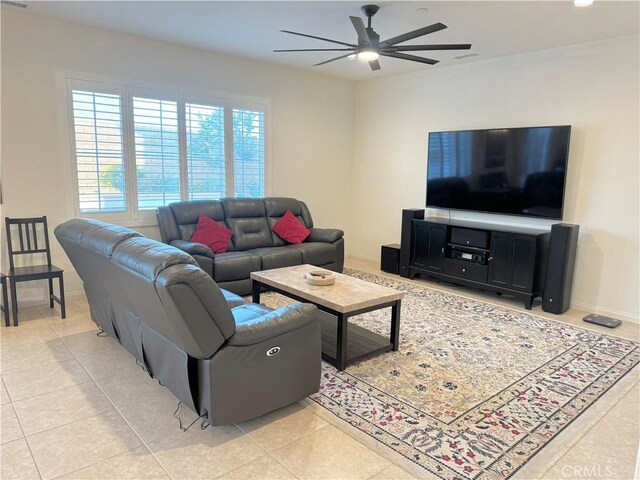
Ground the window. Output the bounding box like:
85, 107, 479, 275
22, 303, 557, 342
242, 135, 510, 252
67, 78, 268, 221
185, 102, 225, 200
132, 97, 180, 209
71, 91, 126, 213
233, 109, 265, 197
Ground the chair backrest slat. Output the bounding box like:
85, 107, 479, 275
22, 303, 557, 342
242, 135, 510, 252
18, 225, 24, 252
33, 223, 39, 250
5, 216, 53, 270
25, 224, 32, 251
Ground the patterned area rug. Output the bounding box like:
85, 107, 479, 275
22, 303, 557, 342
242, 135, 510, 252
261, 269, 639, 480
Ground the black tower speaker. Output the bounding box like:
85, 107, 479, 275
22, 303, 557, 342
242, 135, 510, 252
542, 223, 579, 314
399, 209, 424, 278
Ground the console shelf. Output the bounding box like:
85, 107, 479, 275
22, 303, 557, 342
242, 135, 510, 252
402, 215, 551, 309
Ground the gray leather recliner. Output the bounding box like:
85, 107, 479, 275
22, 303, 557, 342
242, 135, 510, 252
54, 218, 321, 425
156, 197, 344, 295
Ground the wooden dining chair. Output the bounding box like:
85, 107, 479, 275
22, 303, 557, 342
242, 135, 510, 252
5, 216, 66, 326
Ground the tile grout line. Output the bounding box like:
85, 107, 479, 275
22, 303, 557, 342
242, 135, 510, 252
20, 322, 124, 479
58, 324, 175, 480
8, 400, 45, 480
10, 309, 168, 479
232, 424, 302, 480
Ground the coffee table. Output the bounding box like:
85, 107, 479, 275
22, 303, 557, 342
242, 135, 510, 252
251, 265, 404, 371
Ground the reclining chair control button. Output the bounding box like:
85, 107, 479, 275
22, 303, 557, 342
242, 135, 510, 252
266, 347, 281, 357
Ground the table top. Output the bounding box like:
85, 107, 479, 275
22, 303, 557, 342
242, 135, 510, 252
251, 264, 404, 314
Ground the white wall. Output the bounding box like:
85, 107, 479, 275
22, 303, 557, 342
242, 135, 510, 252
3, 9, 638, 323
1, 9, 354, 301
350, 35, 639, 322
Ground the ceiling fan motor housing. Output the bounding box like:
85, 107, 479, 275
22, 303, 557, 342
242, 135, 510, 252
361, 4, 380, 18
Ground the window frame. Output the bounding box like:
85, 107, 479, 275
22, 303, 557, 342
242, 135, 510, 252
61, 73, 271, 227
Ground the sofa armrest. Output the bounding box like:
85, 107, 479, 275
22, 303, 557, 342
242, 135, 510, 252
227, 303, 318, 346
307, 227, 344, 244
170, 239, 214, 258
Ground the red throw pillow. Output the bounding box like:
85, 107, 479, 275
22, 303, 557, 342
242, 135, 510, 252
272, 210, 310, 244
190, 215, 233, 254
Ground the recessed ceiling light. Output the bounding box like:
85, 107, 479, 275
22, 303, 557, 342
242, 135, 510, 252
453, 53, 480, 60
416, 7, 429, 13
574, 0, 594, 7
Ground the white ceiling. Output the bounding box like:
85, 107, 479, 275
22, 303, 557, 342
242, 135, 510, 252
16, 1, 640, 80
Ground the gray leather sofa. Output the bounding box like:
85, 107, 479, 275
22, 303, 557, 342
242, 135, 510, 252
156, 197, 344, 295
55, 218, 321, 425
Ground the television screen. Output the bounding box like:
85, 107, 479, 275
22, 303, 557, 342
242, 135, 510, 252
426, 125, 571, 219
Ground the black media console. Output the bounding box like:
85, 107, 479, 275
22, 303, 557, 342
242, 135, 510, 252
400, 211, 553, 310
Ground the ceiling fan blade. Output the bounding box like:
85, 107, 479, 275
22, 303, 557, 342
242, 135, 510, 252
274, 48, 356, 52
280, 30, 357, 48
313, 53, 354, 67
381, 23, 447, 46
388, 44, 472, 52
369, 59, 381, 71
380, 52, 439, 65
350, 16, 372, 45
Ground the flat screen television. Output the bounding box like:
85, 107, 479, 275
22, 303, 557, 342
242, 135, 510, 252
426, 125, 571, 220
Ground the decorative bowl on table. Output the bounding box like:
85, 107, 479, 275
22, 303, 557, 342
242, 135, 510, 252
304, 270, 336, 286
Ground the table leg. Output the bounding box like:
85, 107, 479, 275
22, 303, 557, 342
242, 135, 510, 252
251, 280, 261, 304
336, 313, 349, 371
391, 300, 401, 351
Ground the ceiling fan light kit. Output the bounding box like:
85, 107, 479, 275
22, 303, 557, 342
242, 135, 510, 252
275, 4, 472, 72
357, 49, 379, 61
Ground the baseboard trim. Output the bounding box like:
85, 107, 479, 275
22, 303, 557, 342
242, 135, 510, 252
345, 255, 640, 325
11, 290, 86, 308
570, 301, 639, 324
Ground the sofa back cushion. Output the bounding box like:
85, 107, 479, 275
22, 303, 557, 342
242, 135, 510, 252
54, 219, 142, 338
190, 215, 233, 253
110, 236, 236, 359
169, 200, 227, 243
264, 197, 314, 246
221, 198, 273, 250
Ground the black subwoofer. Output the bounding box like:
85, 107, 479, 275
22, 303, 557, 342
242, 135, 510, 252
381, 244, 400, 274
542, 223, 580, 314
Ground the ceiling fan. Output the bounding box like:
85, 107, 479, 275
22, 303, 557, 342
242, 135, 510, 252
274, 4, 472, 71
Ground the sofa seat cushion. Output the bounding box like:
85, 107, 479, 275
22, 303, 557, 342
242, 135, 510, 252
246, 247, 302, 271
283, 242, 336, 266
231, 303, 272, 327
221, 289, 248, 309
213, 251, 261, 283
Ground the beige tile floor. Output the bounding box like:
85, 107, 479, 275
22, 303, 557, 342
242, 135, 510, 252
0, 257, 637, 480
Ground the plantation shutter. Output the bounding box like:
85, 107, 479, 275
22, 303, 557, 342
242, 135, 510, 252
71, 90, 127, 213
185, 103, 225, 200
132, 97, 181, 209
232, 109, 265, 198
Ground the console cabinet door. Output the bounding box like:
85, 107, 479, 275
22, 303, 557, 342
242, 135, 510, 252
412, 222, 446, 271
488, 232, 536, 292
